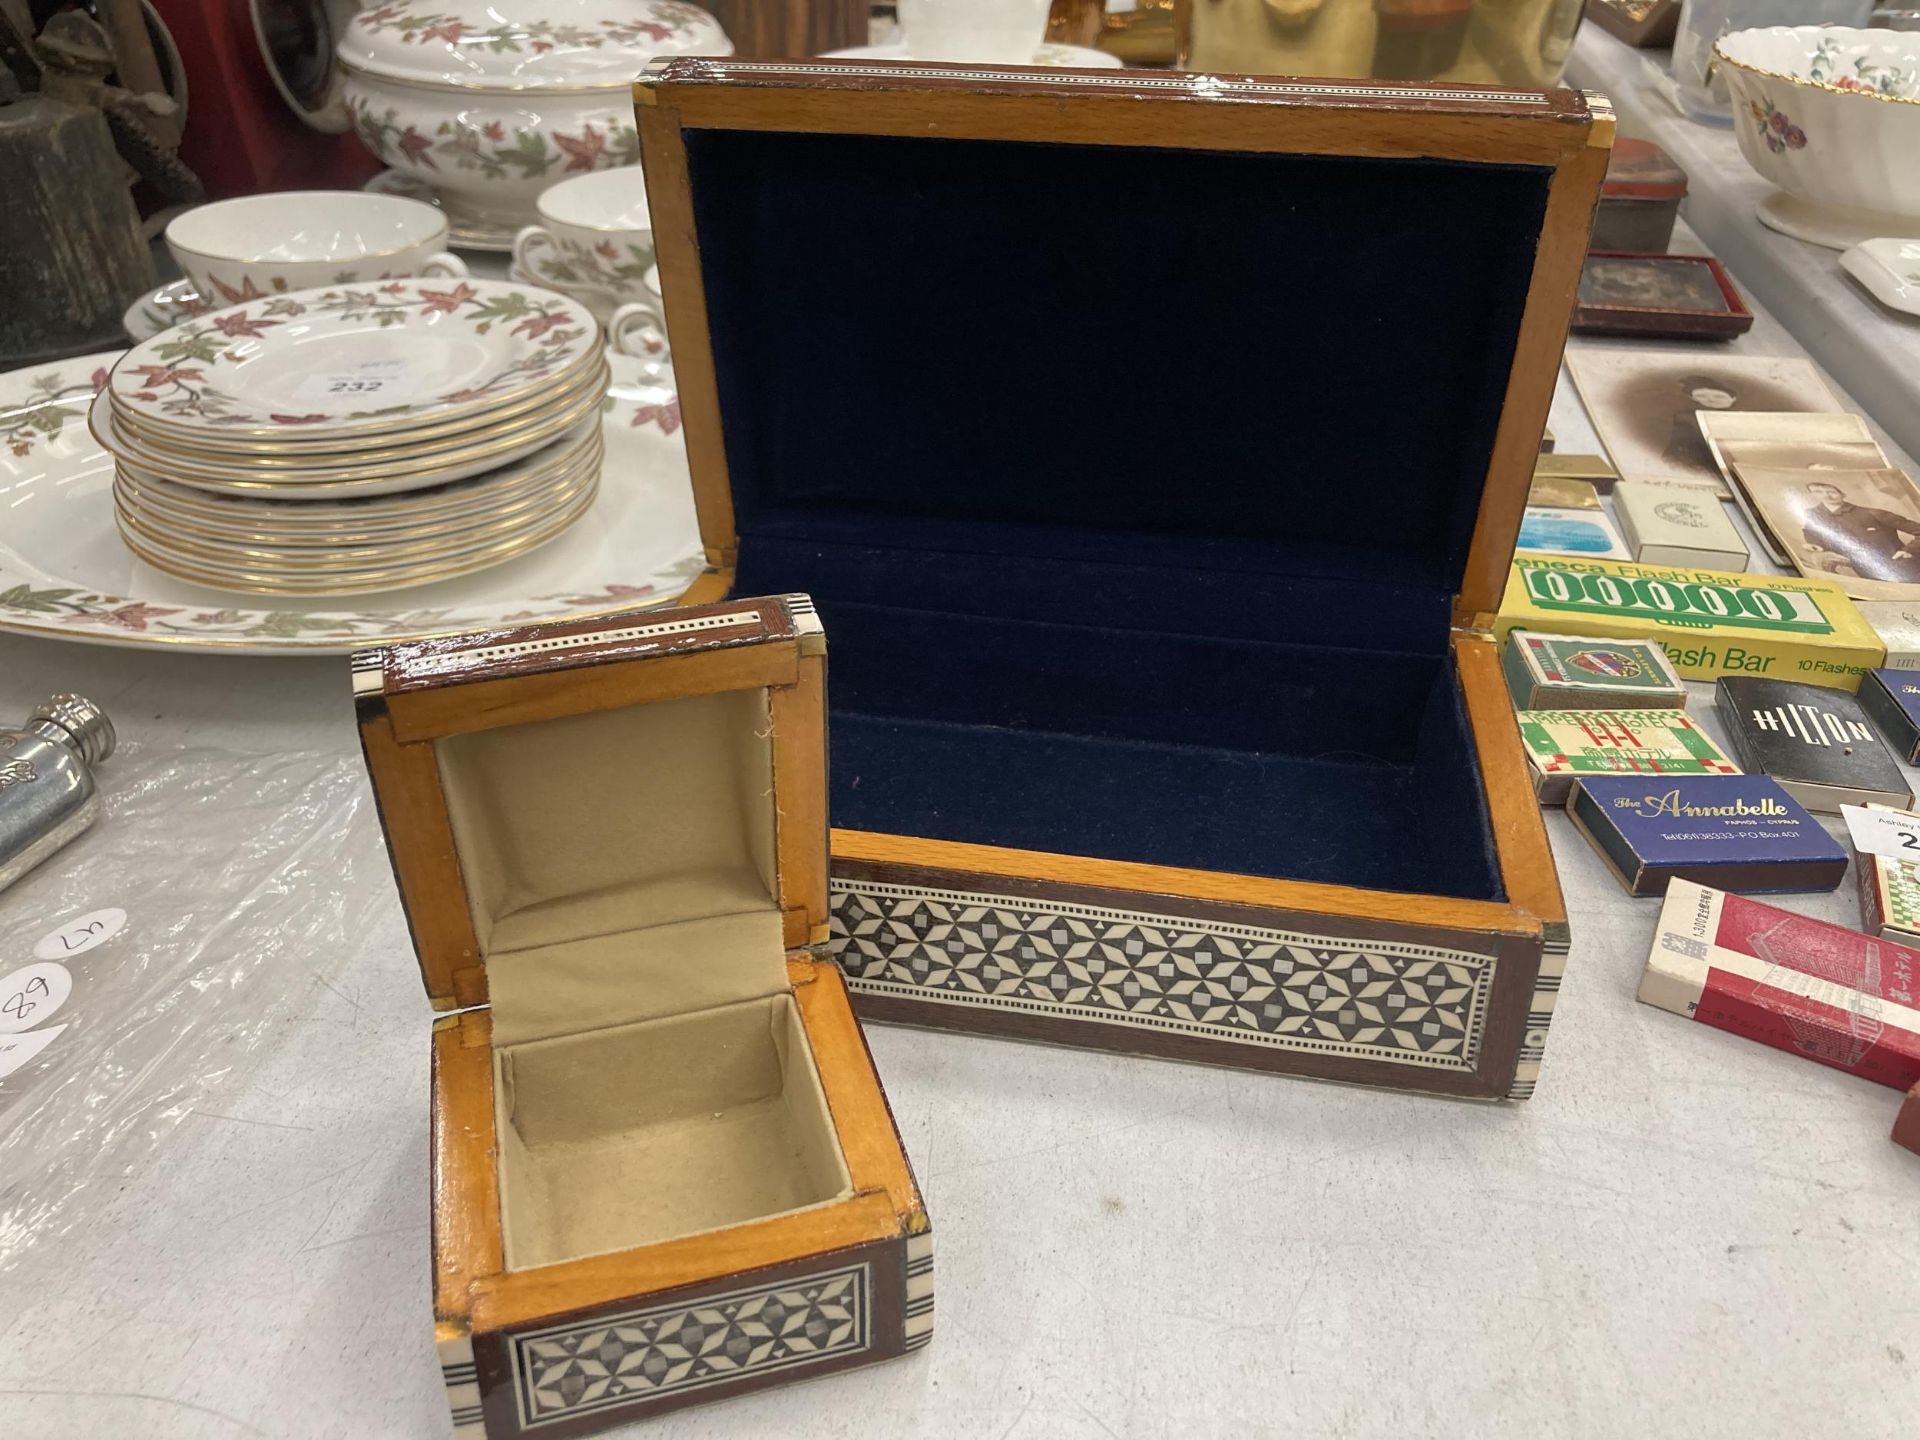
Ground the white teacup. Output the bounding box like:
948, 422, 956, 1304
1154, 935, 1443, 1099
513, 169, 655, 314
166, 191, 466, 305
608, 266, 671, 371
898, 0, 1053, 60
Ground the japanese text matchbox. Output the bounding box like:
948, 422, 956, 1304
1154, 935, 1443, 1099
1641, 879, 1920, 1090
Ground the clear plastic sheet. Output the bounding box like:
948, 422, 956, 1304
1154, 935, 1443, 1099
0, 741, 378, 1274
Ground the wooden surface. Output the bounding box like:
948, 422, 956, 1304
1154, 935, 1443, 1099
430, 1011, 503, 1322
831, 826, 1538, 941
1453, 631, 1567, 942
356, 707, 485, 1010
1454, 134, 1611, 625
770, 656, 831, 947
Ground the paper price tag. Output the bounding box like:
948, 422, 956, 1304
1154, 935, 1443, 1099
0, 1024, 65, 1079
0, 961, 71, 1035
292, 359, 423, 406
1840, 805, 1920, 863
34, 906, 125, 959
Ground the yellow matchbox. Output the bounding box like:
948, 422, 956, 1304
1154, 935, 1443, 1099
1495, 556, 1883, 694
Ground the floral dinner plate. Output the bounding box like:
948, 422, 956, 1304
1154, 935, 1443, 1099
108, 277, 600, 443
0, 349, 703, 654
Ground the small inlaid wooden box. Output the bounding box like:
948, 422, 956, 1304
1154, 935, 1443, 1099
638, 60, 1612, 1101
352, 596, 931, 1439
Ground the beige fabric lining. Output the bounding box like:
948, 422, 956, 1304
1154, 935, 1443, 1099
494, 993, 852, 1269
432, 683, 847, 1272
434, 687, 786, 1043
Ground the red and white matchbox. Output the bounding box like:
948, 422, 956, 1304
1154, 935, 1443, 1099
1641, 879, 1920, 1089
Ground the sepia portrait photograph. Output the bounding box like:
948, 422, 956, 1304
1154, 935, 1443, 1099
1568, 352, 1841, 483
1578, 256, 1732, 314
1737, 465, 1920, 599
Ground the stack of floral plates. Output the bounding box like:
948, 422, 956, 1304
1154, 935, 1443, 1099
92, 278, 607, 595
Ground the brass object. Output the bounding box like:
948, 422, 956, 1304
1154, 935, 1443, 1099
1186, 0, 1589, 87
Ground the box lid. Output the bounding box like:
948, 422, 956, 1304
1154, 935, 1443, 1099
636, 60, 1613, 644
1602, 137, 1686, 202
352, 596, 829, 1032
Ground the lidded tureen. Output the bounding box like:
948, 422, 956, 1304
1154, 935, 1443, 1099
338, 0, 730, 242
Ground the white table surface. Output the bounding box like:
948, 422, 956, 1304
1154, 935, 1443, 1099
3, 246, 1919, 1440
1565, 25, 1920, 466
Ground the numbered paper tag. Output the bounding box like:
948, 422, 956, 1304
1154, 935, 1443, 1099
1840, 805, 1920, 863
291, 359, 424, 406
0, 962, 72, 1035
34, 906, 126, 960
0, 1024, 65, 1079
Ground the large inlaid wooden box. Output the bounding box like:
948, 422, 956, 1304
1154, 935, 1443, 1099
352, 596, 932, 1438
638, 61, 1612, 1101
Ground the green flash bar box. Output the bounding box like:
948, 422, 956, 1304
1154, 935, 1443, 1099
1495, 556, 1883, 693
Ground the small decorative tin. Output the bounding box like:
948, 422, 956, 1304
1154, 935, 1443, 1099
1591, 135, 1687, 250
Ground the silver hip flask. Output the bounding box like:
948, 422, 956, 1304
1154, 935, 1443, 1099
0, 695, 116, 895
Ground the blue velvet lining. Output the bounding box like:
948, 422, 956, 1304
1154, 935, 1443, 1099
683, 126, 1535, 901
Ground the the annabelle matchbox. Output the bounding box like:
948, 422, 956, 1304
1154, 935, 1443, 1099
1641, 880, 1920, 1090
1496, 556, 1883, 692
1857, 667, 1920, 762
1502, 631, 1685, 710
1567, 775, 1846, 897
1515, 709, 1738, 804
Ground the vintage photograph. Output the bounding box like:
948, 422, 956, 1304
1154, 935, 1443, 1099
1737, 465, 1920, 599
1700, 411, 1892, 563
1578, 255, 1733, 313
1568, 352, 1842, 483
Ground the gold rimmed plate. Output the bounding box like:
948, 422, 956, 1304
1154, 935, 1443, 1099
115, 465, 600, 570
101, 360, 608, 474
94, 389, 606, 496
108, 350, 607, 458
114, 436, 604, 550
106, 278, 601, 444
115, 473, 601, 595
114, 432, 605, 542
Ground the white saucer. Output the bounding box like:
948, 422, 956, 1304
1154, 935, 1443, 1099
821, 40, 1122, 67
1841, 238, 1920, 319
508, 262, 622, 324
122, 278, 210, 342
364, 170, 517, 253
1756, 191, 1920, 252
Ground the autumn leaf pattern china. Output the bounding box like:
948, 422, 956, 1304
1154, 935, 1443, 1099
78, 278, 621, 594
106, 278, 599, 441
0, 348, 701, 649
336, 0, 730, 231
164, 191, 467, 306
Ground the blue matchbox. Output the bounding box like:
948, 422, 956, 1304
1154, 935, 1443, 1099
1858, 667, 1920, 764
1566, 774, 1849, 897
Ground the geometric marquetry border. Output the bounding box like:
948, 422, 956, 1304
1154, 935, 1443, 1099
1506, 933, 1567, 1102
508, 1262, 872, 1429
904, 1232, 934, 1351
831, 879, 1499, 1074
